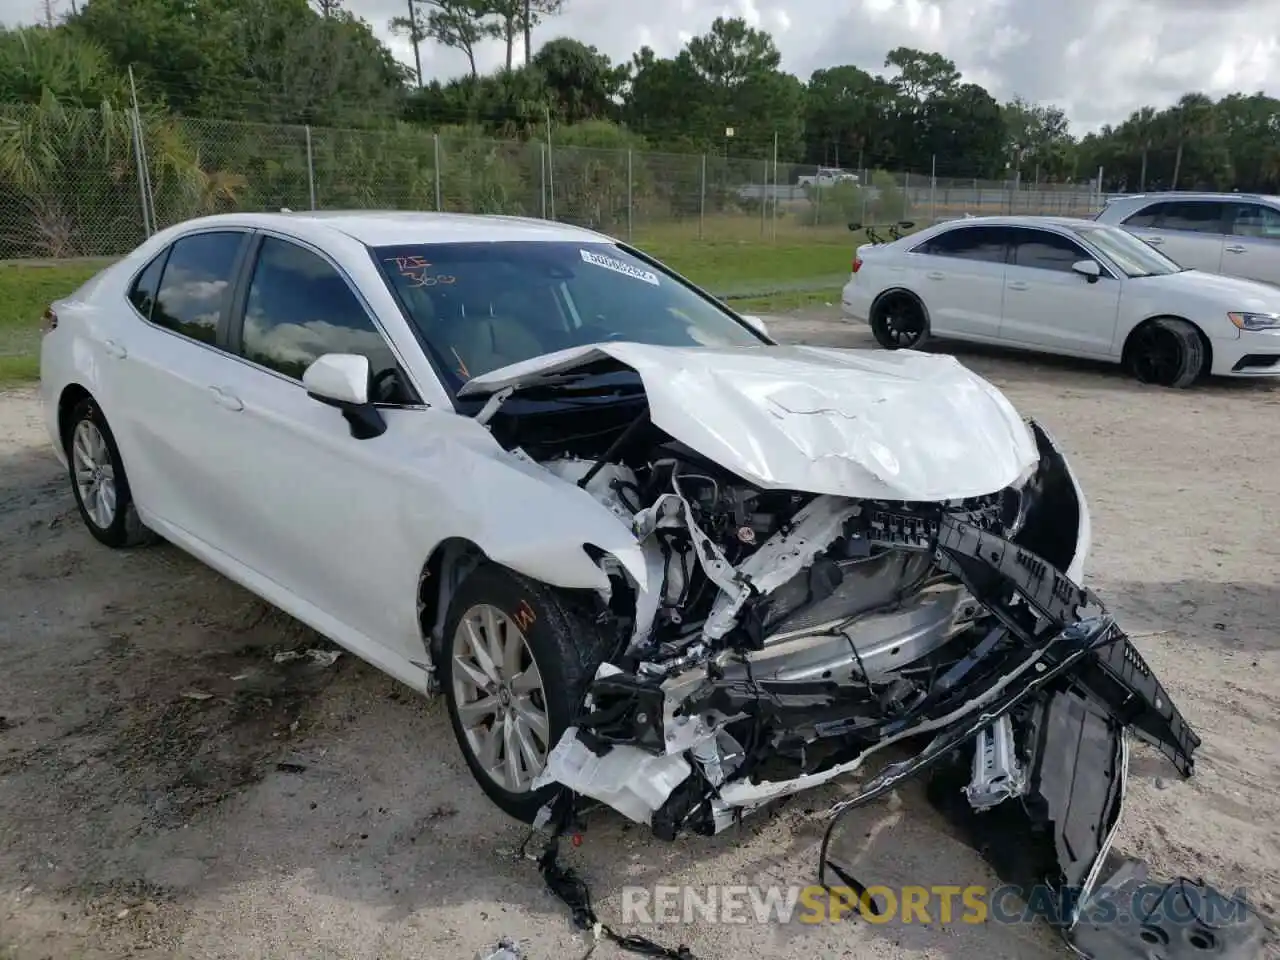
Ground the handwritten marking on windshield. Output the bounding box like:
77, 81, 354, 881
401, 269, 456, 288
386, 255, 430, 270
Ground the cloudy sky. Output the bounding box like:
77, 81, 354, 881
8, 0, 1280, 132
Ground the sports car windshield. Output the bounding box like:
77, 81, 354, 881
372, 241, 764, 391
1072, 224, 1182, 278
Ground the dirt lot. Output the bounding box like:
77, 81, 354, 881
2, 313, 1280, 960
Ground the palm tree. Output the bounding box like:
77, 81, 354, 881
1170, 93, 1214, 190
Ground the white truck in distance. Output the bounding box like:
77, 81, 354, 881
798, 167, 859, 187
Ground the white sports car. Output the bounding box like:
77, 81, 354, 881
841, 214, 1280, 387
39, 212, 1225, 956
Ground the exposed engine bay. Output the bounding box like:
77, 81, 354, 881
456, 344, 1261, 959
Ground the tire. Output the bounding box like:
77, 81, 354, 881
1126, 318, 1205, 388
440, 562, 612, 823
871, 293, 928, 349
64, 396, 155, 549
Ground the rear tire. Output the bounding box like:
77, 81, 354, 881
1125, 318, 1205, 388
65, 397, 155, 548
871, 292, 928, 349
440, 563, 612, 823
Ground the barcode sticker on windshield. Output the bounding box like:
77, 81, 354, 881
579, 249, 660, 286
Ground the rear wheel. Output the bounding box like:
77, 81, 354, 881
871, 293, 928, 349
1125, 318, 1205, 388
65, 397, 155, 548
440, 563, 611, 823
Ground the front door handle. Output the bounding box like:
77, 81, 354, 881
208, 386, 244, 411
102, 339, 127, 359
1007, 281, 1029, 291
925, 271, 945, 280
1144, 236, 1164, 246
1225, 244, 1246, 254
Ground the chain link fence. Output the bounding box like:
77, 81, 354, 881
0, 101, 1109, 263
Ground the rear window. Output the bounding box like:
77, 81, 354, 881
372, 241, 763, 391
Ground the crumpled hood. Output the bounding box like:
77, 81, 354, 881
459, 342, 1039, 501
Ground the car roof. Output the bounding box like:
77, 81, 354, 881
159, 210, 614, 247
1103, 192, 1280, 205
927, 215, 1106, 231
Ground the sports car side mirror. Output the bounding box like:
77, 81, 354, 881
303, 353, 386, 439
1071, 260, 1102, 283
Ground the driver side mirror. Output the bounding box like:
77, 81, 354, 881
739, 313, 769, 336
1071, 260, 1102, 283
303, 353, 386, 439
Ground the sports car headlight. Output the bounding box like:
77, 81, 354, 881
1228, 311, 1280, 331
1000, 459, 1039, 537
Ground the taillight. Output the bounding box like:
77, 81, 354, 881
852, 256, 863, 274
42, 306, 58, 332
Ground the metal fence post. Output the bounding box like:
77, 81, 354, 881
127, 65, 153, 236
305, 125, 317, 210
128, 110, 150, 238
771, 132, 778, 242
433, 134, 442, 211
626, 148, 633, 241
699, 154, 706, 240
540, 143, 547, 218
929, 155, 936, 225
760, 160, 767, 237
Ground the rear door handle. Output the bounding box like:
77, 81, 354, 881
208, 386, 244, 412
926, 271, 944, 280
102, 339, 127, 359
1225, 244, 1246, 254
1007, 281, 1029, 291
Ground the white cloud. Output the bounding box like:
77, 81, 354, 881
7, 0, 1280, 132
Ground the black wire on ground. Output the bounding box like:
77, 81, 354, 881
519, 788, 698, 960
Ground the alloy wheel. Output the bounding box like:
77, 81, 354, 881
71, 419, 117, 529
450, 603, 550, 792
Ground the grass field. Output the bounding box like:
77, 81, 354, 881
0, 216, 860, 386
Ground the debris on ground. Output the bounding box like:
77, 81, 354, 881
272, 648, 342, 667
474, 937, 524, 960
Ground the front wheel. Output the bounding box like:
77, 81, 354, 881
871, 293, 928, 349
1126, 318, 1205, 388
440, 563, 611, 823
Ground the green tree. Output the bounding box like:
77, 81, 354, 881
626, 18, 804, 157
1002, 96, 1074, 181
533, 37, 624, 124
802, 65, 893, 169
390, 0, 495, 80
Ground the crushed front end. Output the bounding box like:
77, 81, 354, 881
516, 413, 1255, 955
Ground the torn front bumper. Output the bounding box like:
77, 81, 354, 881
534, 512, 1265, 957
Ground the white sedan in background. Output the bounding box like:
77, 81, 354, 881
841, 214, 1280, 387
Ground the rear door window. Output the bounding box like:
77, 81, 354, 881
1124, 201, 1226, 234
151, 231, 247, 345
911, 226, 1011, 263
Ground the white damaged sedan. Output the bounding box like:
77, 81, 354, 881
40, 212, 1234, 956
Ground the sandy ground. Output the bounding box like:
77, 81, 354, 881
2, 314, 1280, 960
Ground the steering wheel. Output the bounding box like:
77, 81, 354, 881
370, 366, 404, 404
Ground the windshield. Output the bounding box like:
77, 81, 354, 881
1071, 224, 1182, 278
371, 241, 765, 391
